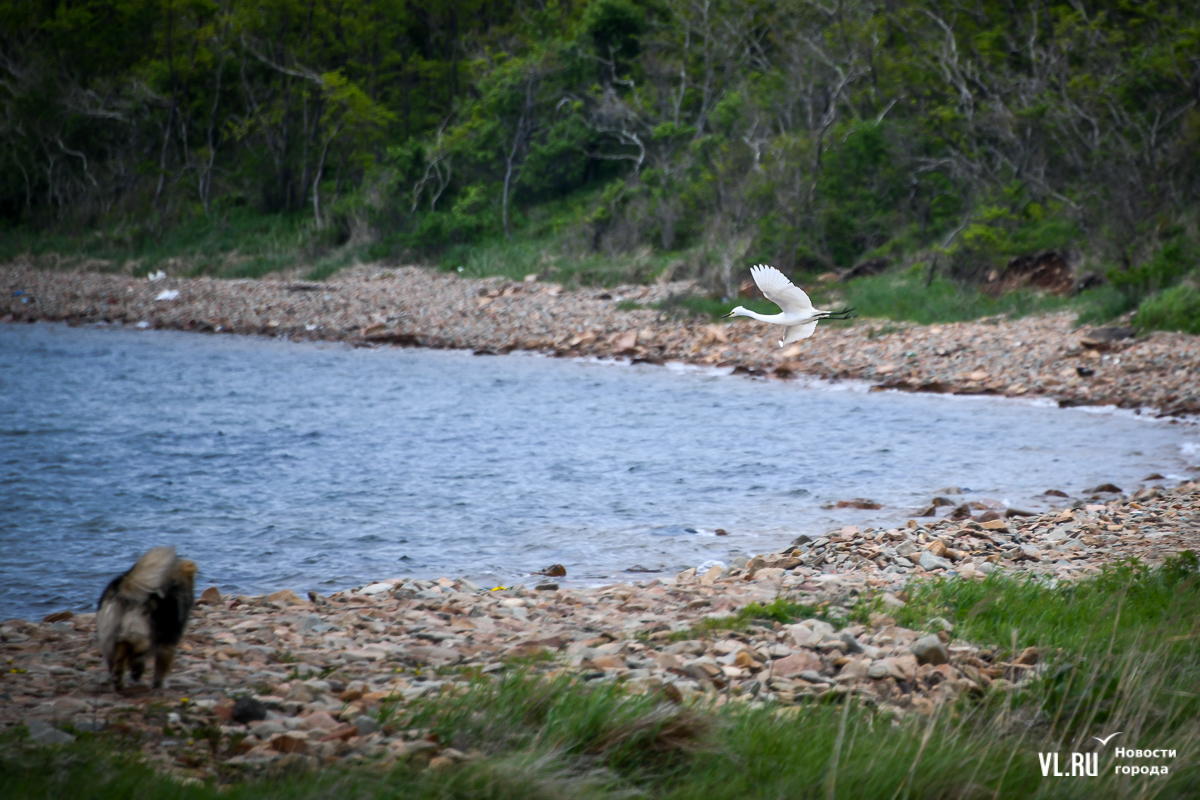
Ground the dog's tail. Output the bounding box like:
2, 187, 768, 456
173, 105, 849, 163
117, 546, 181, 602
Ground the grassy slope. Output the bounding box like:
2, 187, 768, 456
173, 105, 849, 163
6, 555, 1199, 799
0, 197, 1183, 330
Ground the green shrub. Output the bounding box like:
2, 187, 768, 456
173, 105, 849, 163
1135, 282, 1200, 334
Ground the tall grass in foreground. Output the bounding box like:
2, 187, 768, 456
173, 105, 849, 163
3, 565, 1199, 799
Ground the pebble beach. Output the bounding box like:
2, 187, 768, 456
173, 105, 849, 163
3, 482, 1198, 779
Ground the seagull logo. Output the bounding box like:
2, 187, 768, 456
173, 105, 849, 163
1093, 732, 1122, 746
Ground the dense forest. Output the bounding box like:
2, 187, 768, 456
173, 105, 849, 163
2, 0, 1199, 324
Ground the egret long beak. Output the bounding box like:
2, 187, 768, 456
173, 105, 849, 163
721, 310, 735, 318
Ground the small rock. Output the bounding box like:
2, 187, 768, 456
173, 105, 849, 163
302, 711, 340, 731
835, 658, 871, 682
911, 635, 950, 666
535, 583, 559, 591
198, 586, 222, 605
918, 551, 953, 571
232, 697, 268, 725
867, 660, 905, 681
42, 611, 73, 623
270, 734, 309, 754
1017, 545, 1044, 562
317, 724, 358, 742
353, 715, 379, 736
771, 650, 822, 678
536, 564, 567, 577
926, 540, 952, 560
267, 589, 306, 606
26, 719, 76, 746
835, 498, 881, 509
71, 719, 107, 733
591, 654, 628, 671
839, 631, 864, 654
251, 721, 288, 737
880, 593, 905, 611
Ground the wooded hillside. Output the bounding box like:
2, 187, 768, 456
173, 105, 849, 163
3, 0, 1199, 318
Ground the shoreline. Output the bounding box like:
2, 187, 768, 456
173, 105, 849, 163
2, 481, 1197, 775
3, 261, 1199, 416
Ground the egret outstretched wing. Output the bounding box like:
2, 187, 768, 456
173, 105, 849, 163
750, 264, 813, 315
781, 320, 818, 345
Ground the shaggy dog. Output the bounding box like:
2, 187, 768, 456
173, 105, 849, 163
96, 547, 196, 690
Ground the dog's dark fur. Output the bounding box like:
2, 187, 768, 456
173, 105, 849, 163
96, 547, 196, 690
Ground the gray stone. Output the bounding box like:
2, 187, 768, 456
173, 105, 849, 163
919, 551, 953, 571
353, 715, 379, 735
71, 718, 107, 733
834, 658, 870, 683
796, 670, 827, 684
911, 635, 950, 666
300, 614, 326, 632
880, 592, 905, 611
895, 541, 919, 557
664, 640, 705, 656
26, 719, 76, 746
867, 660, 905, 680
839, 630, 864, 654
1020, 545, 1045, 561
251, 720, 288, 737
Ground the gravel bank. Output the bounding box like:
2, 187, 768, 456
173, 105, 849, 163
3, 481, 1197, 780
3, 262, 1199, 414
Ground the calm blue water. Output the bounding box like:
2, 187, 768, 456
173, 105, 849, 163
0, 322, 1194, 619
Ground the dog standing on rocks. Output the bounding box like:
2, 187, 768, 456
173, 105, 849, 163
97, 546, 196, 690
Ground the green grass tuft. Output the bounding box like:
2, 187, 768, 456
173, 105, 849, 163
1135, 283, 1200, 335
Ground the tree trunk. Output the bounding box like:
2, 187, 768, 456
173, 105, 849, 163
312, 124, 343, 230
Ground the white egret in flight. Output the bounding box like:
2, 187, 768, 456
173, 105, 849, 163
722, 264, 856, 347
